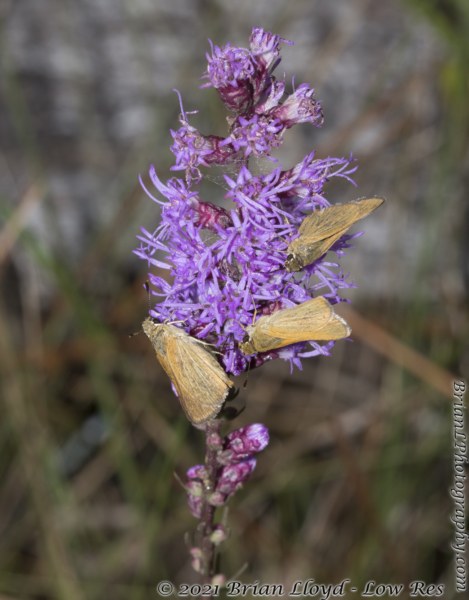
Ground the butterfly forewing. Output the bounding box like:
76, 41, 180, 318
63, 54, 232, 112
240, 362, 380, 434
262, 297, 349, 343
297, 203, 362, 241
240, 297, 351, 354
287, 197, 385, 271
143, 318, 233, 424
170, 336, 232, 423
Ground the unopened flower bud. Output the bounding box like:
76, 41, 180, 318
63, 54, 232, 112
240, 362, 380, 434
217, 457, 257, 495
212, 574, 226, 586
187, 465, 205, 479
190, 547, 203, 558
187, 480, 203, 497
191, 558, 203, 573
218, 424, 269, 465
187, 494, 202, 519
207, 432, 224, 450
209, 524, 229, 545
208, 491, 226, 506
228, 424, 269, 454
254, 77, 285, 114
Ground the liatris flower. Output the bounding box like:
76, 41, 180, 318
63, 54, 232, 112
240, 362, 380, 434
136, 27, 369, 584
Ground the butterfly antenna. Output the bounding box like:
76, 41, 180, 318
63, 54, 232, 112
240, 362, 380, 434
131, 280, 152, 337
144, 280, 152, 311
249, 290, 257, 325
243, 357, 252, 389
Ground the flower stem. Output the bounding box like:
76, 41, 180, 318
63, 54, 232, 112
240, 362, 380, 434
199, 419, 221, 583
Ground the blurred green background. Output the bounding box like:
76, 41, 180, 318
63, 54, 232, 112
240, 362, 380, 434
0, 0, 467, 598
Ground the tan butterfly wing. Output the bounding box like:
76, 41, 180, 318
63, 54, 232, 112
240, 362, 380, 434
246, 297, 351, 353
144, 320, 233, 424
287, 197, 385, 270
297, 197, 385, 241
167, 335, 233, 424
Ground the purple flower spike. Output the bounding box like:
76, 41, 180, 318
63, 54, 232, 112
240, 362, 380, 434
136, 27, 383, 582
217, 457, 257, 495
218, 424, 269, 465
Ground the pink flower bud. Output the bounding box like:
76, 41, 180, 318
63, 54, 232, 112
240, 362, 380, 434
187, 494, 202, 519
212, 574, 226, 586
209, 524, 229, 545
191, 558, 203, 573
218, 424, 269, 465
190, 547, 203, 558
208, 491, 227, 506
207, 433, 224, 450
217, 457, 257, 495
187, 480, 203, 497
186, 465, 205, 479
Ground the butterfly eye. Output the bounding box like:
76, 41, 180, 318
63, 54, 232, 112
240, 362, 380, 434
243, 334, 250, 343
286, 254, 294, 261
